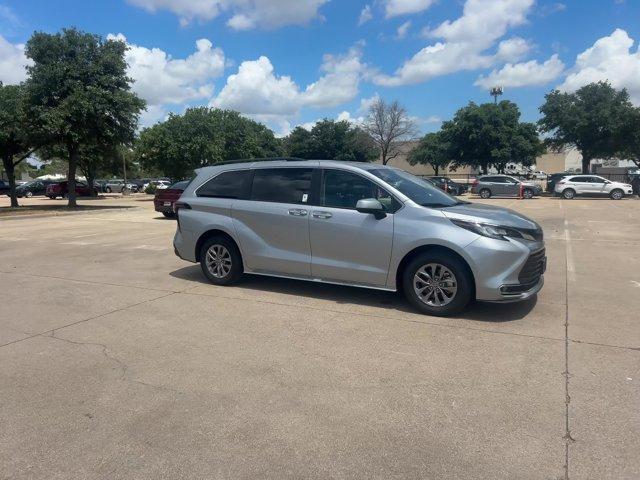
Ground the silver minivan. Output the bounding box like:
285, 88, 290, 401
173, 160, 546, 316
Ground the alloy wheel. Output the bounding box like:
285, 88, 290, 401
205, 244, 232, 278
413, 263, 458, 307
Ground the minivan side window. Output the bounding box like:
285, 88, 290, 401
322, 169, 398, 212
197, 169, 251, 199
250, 168, 313, 204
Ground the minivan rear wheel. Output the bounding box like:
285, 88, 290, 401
402, 252, 472, 317
479, 188, 491, 199
200, 236, 243, 286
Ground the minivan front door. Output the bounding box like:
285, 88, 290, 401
309, 169, 395, 287
232, 167, 314, 277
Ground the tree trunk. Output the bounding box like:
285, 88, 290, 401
87, 165, 97, 198
2, 154, 19, 208
432, 164, 439, 175
482, 163, 489, 174
581, 156, 591, 174
67, 146, 79, 208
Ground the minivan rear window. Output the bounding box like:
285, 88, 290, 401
250, 168, 313, 204
197, 170, 251, 199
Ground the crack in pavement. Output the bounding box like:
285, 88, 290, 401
562, 204, 575, 480
0, 292, 176, 349
4, 268, 639, 353
45, 333, 185, 396
0, 270, 178, 294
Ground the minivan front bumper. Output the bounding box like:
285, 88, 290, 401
464, 236, 546, 302
489, 275, 544, 303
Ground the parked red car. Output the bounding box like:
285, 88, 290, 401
46, 181, 97, 199
154, 180, 190, 218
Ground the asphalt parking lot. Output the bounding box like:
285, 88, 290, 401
1, 194, 639, 479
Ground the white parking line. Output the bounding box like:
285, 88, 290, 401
564, 219, 576, 282
72, 233, 100, 238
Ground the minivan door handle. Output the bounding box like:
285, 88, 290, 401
288, 208, 308, 216
312, 211, 332, 219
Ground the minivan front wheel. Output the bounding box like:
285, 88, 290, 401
402, 252, 472, 317
200, 236, 243, 286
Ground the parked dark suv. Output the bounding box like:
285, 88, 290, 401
0, 180, 10, 195
15, 180, 55, 198
430, 176, 468, 195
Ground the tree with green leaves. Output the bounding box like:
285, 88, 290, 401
407, 132, 449, 175
441, 100, 543, 174
135, 107, 283, 180
539, 81, 634, 174
23, 28, 144, 207
0, 83, 38, 207
284, 119, 377, 162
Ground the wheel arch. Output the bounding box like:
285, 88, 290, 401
394, 244, 476, 298
195, 228, 243, 264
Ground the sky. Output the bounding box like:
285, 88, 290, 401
1, 0, 639, 137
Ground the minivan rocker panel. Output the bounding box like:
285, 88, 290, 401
173, 160, 546, 316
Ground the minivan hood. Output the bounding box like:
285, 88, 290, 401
441, 202, 540, 230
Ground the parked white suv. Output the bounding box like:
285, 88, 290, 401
555, 175, 633, 200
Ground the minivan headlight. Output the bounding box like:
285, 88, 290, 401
450, 219, 539, 241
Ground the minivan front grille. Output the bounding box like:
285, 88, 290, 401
518, 249, 546, 285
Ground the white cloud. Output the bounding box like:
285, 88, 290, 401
0, 34, 31, 84
494, 37, 532, 63
212, 45, 366, 117
396, 21, 412, 40
475, 54, 565, 89
127, 0, 328, 29
559, 28, 640, 104
358, 5, 373, 25
385, 0, 436, 18
211, 56, 300, 115
302, 45, 367, 107
375, 0, 535, 86
108, 33, 225, 106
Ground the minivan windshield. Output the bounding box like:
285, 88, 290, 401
370, 168, 463, 208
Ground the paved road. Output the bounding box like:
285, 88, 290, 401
1, 195, 639, 479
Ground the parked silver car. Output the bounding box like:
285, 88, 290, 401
471, 175, 542, 199
104, 180, 139, 193
173, 160, 546, 316
554, 175, 633, 200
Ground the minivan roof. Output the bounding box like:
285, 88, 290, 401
195, 159, 393, 174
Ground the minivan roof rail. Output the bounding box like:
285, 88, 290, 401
216, 157, 310, 165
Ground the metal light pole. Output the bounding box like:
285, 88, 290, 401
490, 86, 504, 104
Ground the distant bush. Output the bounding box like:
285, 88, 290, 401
144, 183, 157, 195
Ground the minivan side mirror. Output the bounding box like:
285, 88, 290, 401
356, 198, 386, 219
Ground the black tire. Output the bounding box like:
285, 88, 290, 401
479, 188, 491, 199
522, 188, 534, 199
25, 191, 33, 198
199, 236, 243, 286
562, 188, 575, 199
610, 189, 623, 200
47, 195, 56, 200
162, 211, 175, 218
105, 187, 112, 193
402, 251, 473, 317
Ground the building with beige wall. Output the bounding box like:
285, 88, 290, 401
377, 142, 586, 177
